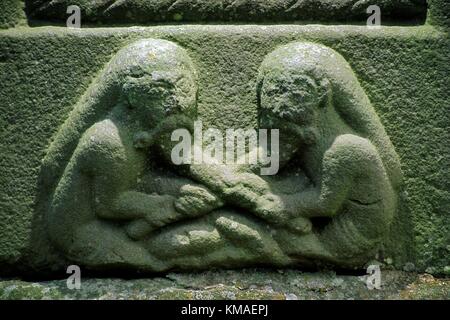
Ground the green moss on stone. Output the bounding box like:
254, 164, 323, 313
427, 0, 450, 28
1, 270, 448, 300
0, 24, 448, 273
0, 0, 26, 29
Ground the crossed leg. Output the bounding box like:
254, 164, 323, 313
142, 210, 292, 270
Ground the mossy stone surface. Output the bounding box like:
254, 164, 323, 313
427, 0, 450, 28
0, 0, 449, 276
0, 0, 26, 29
32, 37, 403, 272
1, 270, 449, 300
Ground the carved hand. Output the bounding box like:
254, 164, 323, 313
174, 185, 224, 217
133, 114, 194, 150
133, 131, 154, 149
254, 193, 312, 234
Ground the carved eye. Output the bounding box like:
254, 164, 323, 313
128, 66, 145, 78
293, 89, 315, 104
264, 83, 286, 98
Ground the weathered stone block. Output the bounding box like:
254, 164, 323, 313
0, 0, 448, 276
0, 0, 26, 29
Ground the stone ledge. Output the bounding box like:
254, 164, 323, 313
0, 270, 449, 300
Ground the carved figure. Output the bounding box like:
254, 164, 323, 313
43, 40, 402, 271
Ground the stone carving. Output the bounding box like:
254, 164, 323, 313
43, 38, 203, 269
251, 42, 403, 266
43, 39, 402, 271
27, 0, 426, 24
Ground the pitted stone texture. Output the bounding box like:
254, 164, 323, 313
0, 25, 449, 275
0, 270, 449, 300
34, 39, 401, 272
0, 0, 26, 29
26, 0, 427, 24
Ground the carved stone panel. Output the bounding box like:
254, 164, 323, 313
41, 39, 402, 271
1, 0, 448, 277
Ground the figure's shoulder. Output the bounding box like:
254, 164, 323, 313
80, 119, 122, 143
76, 119, 127, 157
83, 118, 119, 136
326, 134, 380, 163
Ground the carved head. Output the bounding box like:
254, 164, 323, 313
113, 39, 198, 126
257, 43, 333, 145
257, 42, 402, 189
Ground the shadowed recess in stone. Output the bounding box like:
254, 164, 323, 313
25, 0, 427, 24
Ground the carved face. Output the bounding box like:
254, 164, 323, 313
122, 65, 181, 126
259, 73, 320, 127
259, 72, 321, 146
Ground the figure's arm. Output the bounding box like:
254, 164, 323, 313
260, 135, 382, 220
73, 121, 146, 221
114, 191, 180, 240
113, 186, 223, 240
187, 163, 271, 209
269, 152, 352, 219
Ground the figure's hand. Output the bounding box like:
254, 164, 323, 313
222, 188, 290, 224
254, 193, 289, 224
285, 216, 312, 234
221, 172, 270, 208
234, 173, 270, 195
175, 185, 224, 217
254, 193, 312, 234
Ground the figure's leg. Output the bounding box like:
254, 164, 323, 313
47, 152, 158, 269
115, 184, 223, 240
273, 229, 335, 262
117, 192, 183, 239
143, 211, 291, 269
49, 158, 167, 271
47, 160, 94, 254
48, 122, 153, 266
69, 220, 167, 272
